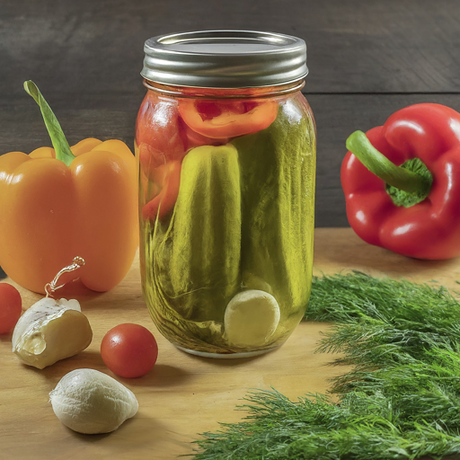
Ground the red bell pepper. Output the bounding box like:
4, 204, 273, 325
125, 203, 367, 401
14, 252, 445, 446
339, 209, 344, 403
341, 103, 460, 260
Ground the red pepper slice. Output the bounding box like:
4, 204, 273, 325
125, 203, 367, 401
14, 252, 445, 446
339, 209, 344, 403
136, 93, 186, 163
142, 161, 181, 221
178, 117, 229, 149
178, 99, 278, 139
341, 103, 460, 260
138, 142, 167, 181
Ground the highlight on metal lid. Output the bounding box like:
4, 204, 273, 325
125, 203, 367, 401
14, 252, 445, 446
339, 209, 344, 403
141, 30, 308, 88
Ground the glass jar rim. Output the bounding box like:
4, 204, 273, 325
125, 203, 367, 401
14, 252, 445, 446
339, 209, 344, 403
142, 79, 306, 99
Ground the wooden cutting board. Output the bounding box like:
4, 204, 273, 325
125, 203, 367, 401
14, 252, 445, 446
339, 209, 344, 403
2, 227, 460, 460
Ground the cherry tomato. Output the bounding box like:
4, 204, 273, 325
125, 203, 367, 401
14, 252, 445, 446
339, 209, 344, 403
101, 323, 158, 378
0, 283, 22, 334
178, 99, 279, 139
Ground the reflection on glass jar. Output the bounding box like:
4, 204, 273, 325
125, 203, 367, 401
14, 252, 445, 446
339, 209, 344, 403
137, 30, 316, 358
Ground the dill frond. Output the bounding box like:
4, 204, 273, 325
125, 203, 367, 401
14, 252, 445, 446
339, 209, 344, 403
192, 272, 460, 460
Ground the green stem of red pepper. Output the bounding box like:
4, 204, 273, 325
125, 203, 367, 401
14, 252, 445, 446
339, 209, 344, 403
346, 130, 432, 196
23, 81, 76, 167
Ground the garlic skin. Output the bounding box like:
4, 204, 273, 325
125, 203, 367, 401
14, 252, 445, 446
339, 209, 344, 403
49, 368, 139, 434
12, 297, 92, 369
224, 289, 281, 348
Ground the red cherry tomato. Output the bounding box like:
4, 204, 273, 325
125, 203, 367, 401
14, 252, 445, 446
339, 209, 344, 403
0, 283, 22, 334
178, 99, 278, 139
101, 323, 158, 378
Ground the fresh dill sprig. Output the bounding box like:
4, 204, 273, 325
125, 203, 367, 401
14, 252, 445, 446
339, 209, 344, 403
192, 272, 460, 460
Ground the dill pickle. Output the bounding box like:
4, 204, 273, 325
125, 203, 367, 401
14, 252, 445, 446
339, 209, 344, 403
232, 99, 316, 343
166, 144, 242, 321
141, 144, 242, 352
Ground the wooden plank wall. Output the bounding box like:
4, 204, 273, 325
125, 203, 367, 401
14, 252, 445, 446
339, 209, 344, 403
0, 0, 459, 232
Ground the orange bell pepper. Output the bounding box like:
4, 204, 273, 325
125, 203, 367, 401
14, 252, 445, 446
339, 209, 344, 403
0, 81, 138, 294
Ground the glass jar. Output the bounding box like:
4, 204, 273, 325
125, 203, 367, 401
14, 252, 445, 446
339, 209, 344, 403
136, 30, 316, 358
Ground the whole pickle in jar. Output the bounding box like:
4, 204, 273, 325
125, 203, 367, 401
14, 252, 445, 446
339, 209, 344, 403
232, 99, 316, 339
166, 144, 242, 321
142, 144, 242, 352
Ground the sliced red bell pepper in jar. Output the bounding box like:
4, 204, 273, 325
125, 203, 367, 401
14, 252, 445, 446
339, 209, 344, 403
136, 92, 186, 163
178, 99, 278, 139
142, 161, 182, 221
178, 116, 229, 149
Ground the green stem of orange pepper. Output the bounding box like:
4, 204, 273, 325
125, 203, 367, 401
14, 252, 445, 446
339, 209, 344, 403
23, 81, 76, 167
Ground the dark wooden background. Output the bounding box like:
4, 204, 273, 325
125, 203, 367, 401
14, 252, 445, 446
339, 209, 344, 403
1, 0, 460, 277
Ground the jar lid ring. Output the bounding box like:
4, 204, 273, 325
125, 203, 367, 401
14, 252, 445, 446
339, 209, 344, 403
141, 29, 308, 88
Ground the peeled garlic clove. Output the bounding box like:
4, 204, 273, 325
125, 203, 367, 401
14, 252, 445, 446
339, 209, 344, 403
12, 297, 92, 369
224, 290, 281, 347
50, 368, 139, 434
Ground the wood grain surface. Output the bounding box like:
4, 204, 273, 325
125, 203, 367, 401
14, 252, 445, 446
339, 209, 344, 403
1, 228, 460, 460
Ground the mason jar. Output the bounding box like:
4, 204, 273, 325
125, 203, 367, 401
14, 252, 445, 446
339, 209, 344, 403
136, 30, 316, 358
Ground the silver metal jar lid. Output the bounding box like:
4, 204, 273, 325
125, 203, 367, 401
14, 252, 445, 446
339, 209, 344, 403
141, 30, 308, 88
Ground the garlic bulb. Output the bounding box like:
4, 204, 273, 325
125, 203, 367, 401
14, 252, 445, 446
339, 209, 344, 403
224, 290, 281, 347
12, 297, 92, 369
49, 368, 139, 434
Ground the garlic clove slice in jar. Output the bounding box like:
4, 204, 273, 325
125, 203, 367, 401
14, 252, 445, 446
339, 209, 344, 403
12, 297, 92, 369
224, 290, 280, 348
49, 368, 139, 434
